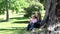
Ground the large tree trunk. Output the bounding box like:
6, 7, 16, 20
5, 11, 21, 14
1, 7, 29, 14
43, 0, 60, 31
42, 0, 60, 34
56, 0, 60, 23
42, 0, 57, 28
47, 0, 57, 26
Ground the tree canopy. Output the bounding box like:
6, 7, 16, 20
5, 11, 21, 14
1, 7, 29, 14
0, 0, 29, 14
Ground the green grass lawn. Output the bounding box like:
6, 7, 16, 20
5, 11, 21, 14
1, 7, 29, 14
0, 28, 30, 34
0, 17, 46, 34
0, 17, 29, 34
0, 17, 29, 29
0, 11, 45, 34
0, 28, 46, 34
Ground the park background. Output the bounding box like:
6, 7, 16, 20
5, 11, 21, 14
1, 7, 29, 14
0, 0, 46, 34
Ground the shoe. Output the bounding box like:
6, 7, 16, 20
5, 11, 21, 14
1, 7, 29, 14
31, 29, 35, 32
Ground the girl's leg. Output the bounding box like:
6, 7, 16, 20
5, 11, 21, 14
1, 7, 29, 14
26, 23, 31, 30
30, 23, 35, 32
30, 23, 34, 30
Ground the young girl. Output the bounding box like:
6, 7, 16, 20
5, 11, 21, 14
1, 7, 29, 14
26, 15, 37, 31
29, 15, 37, 24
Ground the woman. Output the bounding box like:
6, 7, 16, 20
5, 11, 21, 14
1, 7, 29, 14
34, 12, 41, 28
35, 12, 41, 23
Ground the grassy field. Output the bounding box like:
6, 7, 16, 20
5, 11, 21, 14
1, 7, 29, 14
0, 16, 46, 34
0, 29, 37, 34
0, 28, 30, 34
0, 10, 45, 34
0, 17, 29, 34
0, 17, 29, 28
0, 28, 46, 34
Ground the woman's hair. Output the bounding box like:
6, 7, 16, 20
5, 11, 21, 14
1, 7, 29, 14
38, 12, 41, 17
35, 12, 41, 20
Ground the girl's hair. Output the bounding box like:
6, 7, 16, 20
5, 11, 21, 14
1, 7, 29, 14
31, 14, 37, 18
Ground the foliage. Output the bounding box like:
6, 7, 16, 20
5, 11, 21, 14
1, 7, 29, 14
0, 0, 6, 14
0, 0, 44, 16
38, 0, 47, 9
24, 1, 44, 17
0, 0, 29, 14
10, 0, 29, 13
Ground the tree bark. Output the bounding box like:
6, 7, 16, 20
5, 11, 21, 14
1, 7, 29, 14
6, 0, 9, 21
42, 0, 57, 27
41, 0, 57, 34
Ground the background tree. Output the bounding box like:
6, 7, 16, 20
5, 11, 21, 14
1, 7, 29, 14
0, 0, 6, 15
6, 0, 10, 21
0, 0, 29, 14
0, 0, 29, 21
24, 0, 44, 17
0, 0, 45, 21
9, 0, 29, 13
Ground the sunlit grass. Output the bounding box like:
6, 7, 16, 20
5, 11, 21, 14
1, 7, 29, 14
0, 21, 28, 29
0, 29, 30, 34
0, 30, 14, 34
0, 11, 45, 34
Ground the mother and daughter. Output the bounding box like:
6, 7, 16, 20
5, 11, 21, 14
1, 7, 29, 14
26, 12, 41, 32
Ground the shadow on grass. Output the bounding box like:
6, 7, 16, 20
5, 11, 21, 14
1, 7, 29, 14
0, 27, 48, 34
10, 17, 28, 20
0, 27, 30, 34
0, 17, 29, 23
0, 20, 8, 22
10, 17, 29, 23
0, 27, 25, 30
13, 21, 29, 23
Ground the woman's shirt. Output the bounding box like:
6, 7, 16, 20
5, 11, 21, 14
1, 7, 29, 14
29, 18, 37, 23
